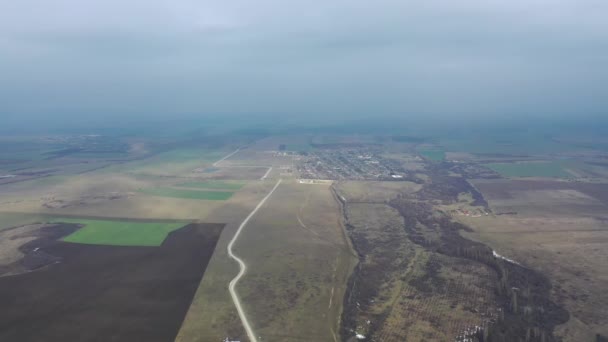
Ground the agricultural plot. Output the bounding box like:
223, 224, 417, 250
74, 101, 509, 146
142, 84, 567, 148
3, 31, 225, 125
248, 135, 314, 153
285, 143, 313, 152
234, 182, 356, 342
178, 180, 244, 190
471, 179, 608, 217
178, 181, 357, 342
485, 161, 575, 178
463, 179, 608, 340
57, 218, 185, 246
439, 133, 578, 156
0, 212, 50, 231
0, 223, 223, 342
334, 180, 421, 203
105, 148, 226, 176
140, 188, 234, 200
418, 149, 446, 161
194, 166, 272, 180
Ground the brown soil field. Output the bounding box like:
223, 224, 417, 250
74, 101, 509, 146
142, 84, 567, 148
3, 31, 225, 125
472, 179, 608, 204
200, 166, 271, 180
471, 179, 608, 217
465, 178, 608, 340
334, 180, 421, 203
0, 223, 223, 342
0, 223, 79, 276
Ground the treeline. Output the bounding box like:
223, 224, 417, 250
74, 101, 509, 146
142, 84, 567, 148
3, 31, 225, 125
389, 196, 569, 342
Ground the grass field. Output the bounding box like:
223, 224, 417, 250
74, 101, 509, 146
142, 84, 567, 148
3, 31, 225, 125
338, 183, 497, 341
335, 181, 421, 203
0, 223, 223, 342
236, 182, 356, 341
176, 181, 357, 342
177, 181, 244, 190
0, 212, 49, 231
462, 178, 608, 340
419, 149, 446, 161
439, 133, 576, 155
285, 143, 313, 152
59, 218, 185, 246
485, 161, 574, 178
140, 188, 234, 200
103, 148, 226, 176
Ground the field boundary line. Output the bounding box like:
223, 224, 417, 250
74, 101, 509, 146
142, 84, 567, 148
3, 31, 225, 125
227, 178, 282, 342
213, 148, 241, 167
260, 167, 272, 180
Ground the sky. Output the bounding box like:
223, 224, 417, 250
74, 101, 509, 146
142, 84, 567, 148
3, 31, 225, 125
0, 0, 607, 124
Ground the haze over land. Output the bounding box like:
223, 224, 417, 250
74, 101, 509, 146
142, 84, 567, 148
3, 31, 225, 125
2, 1, 608, 342
1, 0, 607, 125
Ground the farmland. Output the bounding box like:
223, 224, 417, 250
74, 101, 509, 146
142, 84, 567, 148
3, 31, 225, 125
0, 135, 270, 341
236, 181, 356, 341
140, 187, 235, 200
0, 223, 223, 342
177, 180, 357, 342
2, 128, 608, 342
177, 180, 245, 190
419, 149, 446, 161
462, 178, 608, 340
485, 161, 575, 178
58, 218, 186, 246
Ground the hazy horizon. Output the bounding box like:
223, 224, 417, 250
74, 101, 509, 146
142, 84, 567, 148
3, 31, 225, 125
1, 0, 607, 124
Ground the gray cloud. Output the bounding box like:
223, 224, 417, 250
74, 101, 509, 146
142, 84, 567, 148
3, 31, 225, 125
1, 0, 607, 123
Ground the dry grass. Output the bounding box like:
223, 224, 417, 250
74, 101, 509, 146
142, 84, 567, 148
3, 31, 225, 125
238, 181, 355, 341
471, 178, 608, 217
334, 181, 421, 203
0, 224, 45, 266
344, 202, 497, 341
176, 180, 356, 342
461, 179, 608, 341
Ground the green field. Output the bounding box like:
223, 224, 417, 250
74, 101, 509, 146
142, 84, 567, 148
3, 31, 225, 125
59, 218, 185, 246
0, 212, 50, 231
486, 162, 574, 178
177, 180, 244, 190
102, 148, 225, 175
140, 187, 234, 200
419, 150, 446, 161
286, 144, 313, 152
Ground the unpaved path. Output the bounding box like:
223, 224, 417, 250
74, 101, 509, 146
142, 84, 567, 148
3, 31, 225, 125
213, 148, 241, 167
227, 178, 282, 342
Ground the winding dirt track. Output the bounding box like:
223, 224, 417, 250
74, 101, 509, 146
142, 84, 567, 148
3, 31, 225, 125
227, 178, 282, 342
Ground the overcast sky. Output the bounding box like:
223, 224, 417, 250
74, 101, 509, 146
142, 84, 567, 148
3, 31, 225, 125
1, 0, 607, 124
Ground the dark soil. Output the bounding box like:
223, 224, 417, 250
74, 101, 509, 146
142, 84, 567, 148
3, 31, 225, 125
473, 179, 608, 205
0, 223, 81, 277
0, 223, 223, 342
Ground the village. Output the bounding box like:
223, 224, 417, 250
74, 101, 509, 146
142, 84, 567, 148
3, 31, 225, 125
296, 147, 412, 181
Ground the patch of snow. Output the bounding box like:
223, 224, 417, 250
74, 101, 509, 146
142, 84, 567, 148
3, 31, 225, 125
493, 250, 521, 265
356, 333, 366, 340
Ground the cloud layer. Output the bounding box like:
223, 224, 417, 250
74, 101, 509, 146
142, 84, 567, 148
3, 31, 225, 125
1, 0, 607, 122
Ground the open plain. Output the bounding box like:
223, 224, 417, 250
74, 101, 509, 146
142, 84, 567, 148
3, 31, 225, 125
462, 178, 608, 341
0, 223, 223, 342
2, 130, 608, 342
